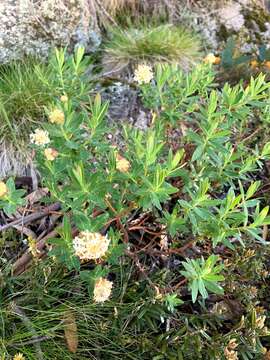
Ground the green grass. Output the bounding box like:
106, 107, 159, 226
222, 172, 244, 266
103, 24, 201, 72
0, 258, 157, 359
0, 59, 52, 145
2, 243, 270, 359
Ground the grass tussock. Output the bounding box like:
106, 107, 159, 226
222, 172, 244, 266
103, 24, 201, 73
0, 59, 51, 144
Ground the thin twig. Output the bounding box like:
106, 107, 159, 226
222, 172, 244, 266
13, 227, 79, 276
10, 335, 53, 348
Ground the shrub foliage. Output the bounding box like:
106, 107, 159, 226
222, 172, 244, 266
1, 49, 270, 359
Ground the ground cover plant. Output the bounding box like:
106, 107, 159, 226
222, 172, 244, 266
1, 49, 270, 359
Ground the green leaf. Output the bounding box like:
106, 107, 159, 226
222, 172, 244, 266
192, 145, 204, 161
191, 280, 199, 303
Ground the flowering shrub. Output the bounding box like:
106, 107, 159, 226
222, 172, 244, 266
2, 59, 270, 301
2, 54, 270, 359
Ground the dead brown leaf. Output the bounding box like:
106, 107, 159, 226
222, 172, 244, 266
63, 310, 78, 353
25, 188, 49, 205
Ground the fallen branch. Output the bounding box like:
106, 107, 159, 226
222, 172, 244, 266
13, 227, 79, 276
0, 202, 61, 233
12, 229, 58, 276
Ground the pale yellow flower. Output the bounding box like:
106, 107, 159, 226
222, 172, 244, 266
49, 108, 65, 125
116, 154, 130, 173
224, 348, 238, 360
250, 59, 259, 69
93, 277, 113, 303
13, 354, 25, 360
256, 315, 266, 329
0, 181, 8, 197
249, 286, 258, 297
30, 129, 50, 146
44, 148, 58, 161
28, 236, 40, 258
204, 53, 220, 65
73, 231, 110, 260
224, 338, 239, 360
134, 64, 153, 84
227, 339, 238, 350
60, 94, 68, 103
214, 56, 221, 65
265, 61, 270, 70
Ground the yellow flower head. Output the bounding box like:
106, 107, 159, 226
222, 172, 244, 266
28, 236, 40, 258
256, 315, 266, 329
73, 231, 110, 260
0, 181, 8, 197
134, 64, 154, 84
44, 148, 58, 161
30, 129, 50, 146
204, 53, 220, 65
93, 277, 113, 303
116, 154, 130, 173
60, 94, 68, 103
13, 354, 25, 360
214, 56, 221, 65
49, 108, 65, 125
250, 59, 259, 69
224, 347, 238, 360
227, 339, 238, 350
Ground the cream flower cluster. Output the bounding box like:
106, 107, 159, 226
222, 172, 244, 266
44, 148, 58, 161
60, 94, 68, 103
73, 231, 110, 260
134, 64, 153, 84
49, 108, 65, 125
30, 129, 50, 146
224, 339, 238, 360
0, 181, 8, 197
204, 53, 221, 65
116, 154, 130, 173
93, 277, 113, 302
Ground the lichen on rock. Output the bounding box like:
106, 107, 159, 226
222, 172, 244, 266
189, 0, 270, 53
0, 0, 101, 64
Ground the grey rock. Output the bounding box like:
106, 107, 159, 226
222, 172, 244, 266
0, 0, 101, 64
185, 0, 270, 52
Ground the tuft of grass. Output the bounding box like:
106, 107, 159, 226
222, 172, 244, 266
103, 24, 201, 73
0, 59, 52, 145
